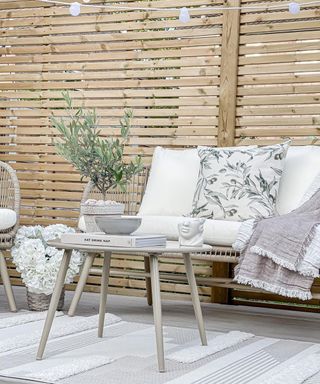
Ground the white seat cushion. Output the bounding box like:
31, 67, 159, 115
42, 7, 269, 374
138, 146, 200, 216
134, 215, 241, 246
79, 214, 240, 246
0, 209, 17, 231
276, 146, 320, 215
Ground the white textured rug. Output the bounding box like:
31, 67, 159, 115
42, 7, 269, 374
1, 312, 320, 384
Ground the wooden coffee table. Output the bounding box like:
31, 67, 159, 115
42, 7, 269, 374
36, 239, 212, 372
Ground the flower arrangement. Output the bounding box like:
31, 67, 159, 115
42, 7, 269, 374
12, 224, 84, 295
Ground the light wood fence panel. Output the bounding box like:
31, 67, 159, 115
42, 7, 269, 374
236, 0, 320, 147
0, 0, 320, 309
0, 0, 222, 303
233, 0, 320, 310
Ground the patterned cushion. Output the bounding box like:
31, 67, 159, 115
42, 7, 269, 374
192, 142, 290, 221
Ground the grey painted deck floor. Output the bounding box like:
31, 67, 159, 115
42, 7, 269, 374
1, 286, 320, 383
1, 285, 320, 343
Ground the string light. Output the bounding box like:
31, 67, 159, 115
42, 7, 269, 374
69, 1, 81, 16
289, 1, 301, 13
179, 7, 190, 23
40, 0, 320, 22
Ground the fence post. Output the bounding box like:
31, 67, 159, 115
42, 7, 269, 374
217, 0, 241, 147
212, 0, 241, 304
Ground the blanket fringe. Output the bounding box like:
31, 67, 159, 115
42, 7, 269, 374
251, 240, 320, 278
250, 246, 297, 272
233, 219, 256, 251
234, 275, 312, 301
297, 264, 320, 278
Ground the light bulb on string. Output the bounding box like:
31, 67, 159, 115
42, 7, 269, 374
179, 7, 190, 23
69, 2, 81, 16
37, 0, 316, 17
288, 2, 300, 14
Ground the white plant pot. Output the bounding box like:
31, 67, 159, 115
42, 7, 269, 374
81, 200, 125, 233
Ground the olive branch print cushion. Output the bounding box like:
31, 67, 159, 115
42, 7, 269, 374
192, 142, 290, 221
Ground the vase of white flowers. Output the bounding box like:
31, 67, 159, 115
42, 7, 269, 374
12, 224, 84, 311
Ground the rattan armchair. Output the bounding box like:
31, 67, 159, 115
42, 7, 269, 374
0, 161, 20, 312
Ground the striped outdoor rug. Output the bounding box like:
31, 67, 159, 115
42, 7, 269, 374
0, 311, 320, 384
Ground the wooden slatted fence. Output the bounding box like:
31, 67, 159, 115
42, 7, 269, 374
0, 0, 320, 309
233, 0, 320, 310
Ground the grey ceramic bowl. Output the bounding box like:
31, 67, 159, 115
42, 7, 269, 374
95, 216, 142, 235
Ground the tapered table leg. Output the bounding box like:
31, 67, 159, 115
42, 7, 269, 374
149, 253, 165, 372
144, 256, 152, 306
68, 253, 95, 317
37, 249, 72, 360
98, 251, 111, 338
0, 251, 17, 312
183, 253, 207, 346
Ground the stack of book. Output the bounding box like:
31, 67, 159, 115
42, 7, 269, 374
60, 232, 167, 248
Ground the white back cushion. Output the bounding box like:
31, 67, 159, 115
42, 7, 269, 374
276, 146, 320, 215
138, 147, 200, 216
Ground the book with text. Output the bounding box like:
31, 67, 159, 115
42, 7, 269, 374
60, 232, 167, 248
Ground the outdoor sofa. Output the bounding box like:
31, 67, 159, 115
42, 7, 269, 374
74, 144, 320, 311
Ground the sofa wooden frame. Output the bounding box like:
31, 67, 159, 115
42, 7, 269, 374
68, 166, 320, 314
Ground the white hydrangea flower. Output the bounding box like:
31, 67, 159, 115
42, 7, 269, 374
12, 225, 85, 295
42, 224, 75, 242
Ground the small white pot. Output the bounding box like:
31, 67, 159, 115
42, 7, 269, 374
81, 200, 125, 232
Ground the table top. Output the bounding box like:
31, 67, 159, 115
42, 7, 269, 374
47, 239, 212, 254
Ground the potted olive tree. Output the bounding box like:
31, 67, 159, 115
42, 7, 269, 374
52, 92, 142, 229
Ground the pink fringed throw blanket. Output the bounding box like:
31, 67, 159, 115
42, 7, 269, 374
233, 190, 320, 300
